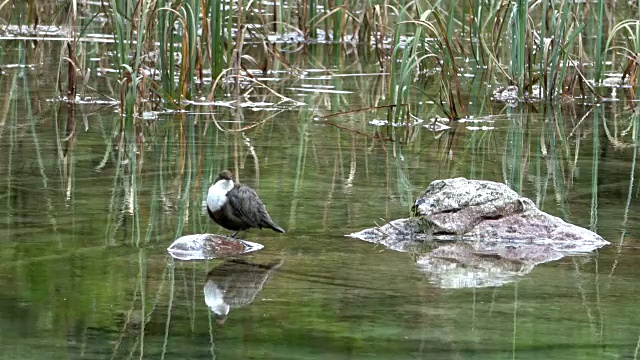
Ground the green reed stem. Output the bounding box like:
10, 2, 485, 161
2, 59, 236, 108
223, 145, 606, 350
308, 0, 317, 38
505, 108, 524, 192
511, 0, 527, 90
539, 0, 548, 98
590, 107, 600, 229
209, 0, 225, 77
161, 260, 175, 360
129, 130, 141, 246
547, 2, 570, 98
609, 112, 638, 277
138, 249, 147, 355
594, 0, 605, 84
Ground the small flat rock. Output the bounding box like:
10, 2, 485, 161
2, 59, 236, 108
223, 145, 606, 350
167, 234, 264, 261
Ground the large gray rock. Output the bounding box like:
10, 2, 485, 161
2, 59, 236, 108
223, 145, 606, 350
350, 177, 607, 248
348, 178, 609, 288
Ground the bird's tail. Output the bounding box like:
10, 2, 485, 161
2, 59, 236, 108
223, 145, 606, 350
266, 220, 285, 233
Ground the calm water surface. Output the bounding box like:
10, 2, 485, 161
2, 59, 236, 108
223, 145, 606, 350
0, 44, 639, 360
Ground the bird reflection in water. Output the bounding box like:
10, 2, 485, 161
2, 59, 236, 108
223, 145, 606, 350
204, 258, 283, 323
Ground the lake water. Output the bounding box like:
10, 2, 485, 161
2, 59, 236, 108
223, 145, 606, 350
0, 41, 639, 360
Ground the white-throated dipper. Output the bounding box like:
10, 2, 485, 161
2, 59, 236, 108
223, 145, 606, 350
206, 170, 285, 237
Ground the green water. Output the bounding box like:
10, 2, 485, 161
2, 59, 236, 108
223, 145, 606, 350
0, 42, 639, 360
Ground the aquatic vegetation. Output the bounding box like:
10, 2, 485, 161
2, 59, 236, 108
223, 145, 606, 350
603, 19, 640, 91
0, 0, 636, 124
382, 0, 639, 123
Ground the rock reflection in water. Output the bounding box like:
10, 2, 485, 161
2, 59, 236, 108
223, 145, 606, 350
204, 259, 283, 322
416, 241, 561, 288
360, 236, 600, 288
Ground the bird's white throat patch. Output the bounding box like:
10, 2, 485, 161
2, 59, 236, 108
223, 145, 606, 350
207, 179, 234, 212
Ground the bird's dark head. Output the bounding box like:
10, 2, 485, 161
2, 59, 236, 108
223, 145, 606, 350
215, 170, 234, 183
